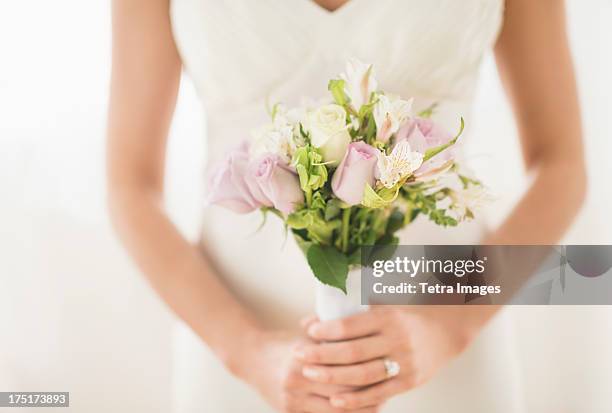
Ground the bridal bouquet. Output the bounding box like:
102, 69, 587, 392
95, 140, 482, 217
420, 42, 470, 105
207, 60, 485, 318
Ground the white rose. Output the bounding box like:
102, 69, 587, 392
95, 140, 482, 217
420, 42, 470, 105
307, 104, 351, 166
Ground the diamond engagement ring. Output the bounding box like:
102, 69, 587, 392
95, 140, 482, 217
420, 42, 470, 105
383, 358, 400, 378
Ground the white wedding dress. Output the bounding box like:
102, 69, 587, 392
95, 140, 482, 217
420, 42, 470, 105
169, 0, 525, 411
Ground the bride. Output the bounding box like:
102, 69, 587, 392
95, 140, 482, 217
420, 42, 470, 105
107, 0, 586, 412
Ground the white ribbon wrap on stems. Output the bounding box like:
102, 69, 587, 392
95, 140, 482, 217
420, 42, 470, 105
315, 268, 369, 321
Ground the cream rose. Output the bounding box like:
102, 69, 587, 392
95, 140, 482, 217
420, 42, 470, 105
307, 104, 351, 166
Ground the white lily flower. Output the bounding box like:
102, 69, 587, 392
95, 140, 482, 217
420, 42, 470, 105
340, 58, 378, 111
376, 140, 424, 188
373, 95, 413, 142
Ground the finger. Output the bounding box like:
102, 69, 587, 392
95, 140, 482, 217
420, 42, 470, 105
302, 359, 388, 386
295, 335, 391, 365
307, 382, 354, 398
330, 380, 402, 410
301, 395, 379, 413
300, 314, 319, 330
307, 310, 382, 341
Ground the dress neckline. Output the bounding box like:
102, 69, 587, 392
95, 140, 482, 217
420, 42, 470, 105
302, 0, 363, 17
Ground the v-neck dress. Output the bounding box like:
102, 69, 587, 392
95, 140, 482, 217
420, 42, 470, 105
169, 1, 528, 412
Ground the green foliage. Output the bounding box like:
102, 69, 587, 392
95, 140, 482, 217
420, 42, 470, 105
386, 209, 405, 235
287, 208, 341, 245
293, 146, 328, 194
328, 79, 350, 108
423, 117, 464, 162
428, 208, 458, 227
324, 198, 343, 221
258, 71, 477, 296
362, 183, 400, 209
347, 208, 386, 248
417, 102, 438, 119
458, 174, 482, 189
348, 248, 362, 266
307, 244, 349, 293
355, 93, 379, 143
400, 186, 459, 228
311, 191, 326, 210
298, 122, 310, 143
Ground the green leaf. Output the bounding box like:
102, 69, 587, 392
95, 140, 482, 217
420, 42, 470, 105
423, 117, 465, 162
293, 231, 312, 255
307, 245, 349, 293
417, 103, 438, 119
324, 199, 342, 221
328, 79, 350, 107
311, 191, 326, 210
308, 217, 341, 245
386, 209, 405, 235
299, 122, 310, 140
295, 164, 309, 191
287, 209, 315, 230
358, 94, 379, 119
370, 209, 387, 239
458, 174, 482, 189
362, 183, 400, 209
364, 117, 377, 142
348, 248, 362, 266
292, 146, 328, 192
428, 209, 459, 227
270, 102, 281, 120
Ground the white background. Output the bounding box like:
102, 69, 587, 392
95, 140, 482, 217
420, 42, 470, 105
0, 1, 611, 412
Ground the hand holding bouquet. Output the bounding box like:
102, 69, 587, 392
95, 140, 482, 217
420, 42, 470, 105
207, 59, 485, 317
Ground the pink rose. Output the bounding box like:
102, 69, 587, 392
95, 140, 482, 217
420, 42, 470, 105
395, 118, 455, 174
207, 142, 260, 213
331, 142, 379, 206
249, 154, 304, 214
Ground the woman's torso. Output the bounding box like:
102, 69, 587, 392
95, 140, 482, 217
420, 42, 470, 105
169, 3, 530, 412
170, 0, 504, 328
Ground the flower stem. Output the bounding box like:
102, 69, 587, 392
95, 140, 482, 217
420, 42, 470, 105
341, 208, 351, 253
305, 187, 312, 208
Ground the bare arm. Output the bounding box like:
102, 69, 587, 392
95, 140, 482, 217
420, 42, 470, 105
488, 0, 587, 244
453, 0, 588, 343
450, 0, 588, 339
297, 2, 588, 408
106, 2, 361, 410
106, 0, 260, 371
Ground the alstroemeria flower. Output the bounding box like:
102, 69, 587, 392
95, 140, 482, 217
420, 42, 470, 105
340, 59, 378, 112
376, 141, 424, 188
373, 95, 413, 143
